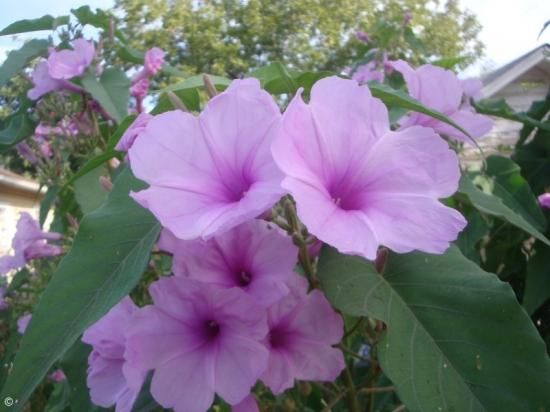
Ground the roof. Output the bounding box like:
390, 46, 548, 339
481, 44, 550, 98
0, 168, 41, 194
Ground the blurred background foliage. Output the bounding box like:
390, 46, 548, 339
113, 0, 483, 76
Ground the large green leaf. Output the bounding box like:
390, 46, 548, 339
368, 82, 473, 141
0, 168, 160, 410
318, 246, 550, 412
59, 340, 101, 412
73, 166, 108, 215
524, 242, 550, 315
455, 210, 488, 263
458, 174, 550, 245
81, 68, 129, 123
0, 114, 36, 152
0, 15, 69, 36
513, 125, 550, 195
485, 155, 546, 230
0, 39, 49, 86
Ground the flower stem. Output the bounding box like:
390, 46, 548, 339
343, 363, 360, 412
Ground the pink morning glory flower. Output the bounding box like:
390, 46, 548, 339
144, 47, 165, 76
538, 193, 550, 209
232, 395, 259, 412
27, 60, 65, 100
124, 277, 269, 412
16, 142, 38, 164
17, 313, 32, 334
389, 60, 493, 143
352, 61, 384, 84
460, 78, 483, 105
128, 78, 285, 240
271, 76, 466, 260
158, 219, 298, 307
47, 38, 95, 80
261, 275, 345, 394
115, 112, 153, 152
0, 212, 63, 275
82, 297, 144, 412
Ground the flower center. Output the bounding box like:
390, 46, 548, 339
269, 327, 289, 349
203, 319, 221, 341
238, 270, 252, 287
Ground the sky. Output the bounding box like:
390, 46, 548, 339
0, 0, 549, 77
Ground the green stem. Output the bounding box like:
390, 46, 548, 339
343, 363, 360, 412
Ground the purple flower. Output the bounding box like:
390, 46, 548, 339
47, 39, 95, 80
389, 60, 493, 143
460, 78, 483, 108
0, 212, 63, 275
144, 47, 165, 76
232, 395, 259, 412
538, 193, 550, 209
403, 10, 412, 25
16, 142, 38, 164
124, 278, 269, 412
355, 30, 370, 43
128, 78, 285, 240
352, 61, 384, 84
261, 276, 344, 394
27, 60, 65, 100
49, 369, 66, 382
271, 76, 466, 260
17, 313, 32, 334
115, 112, 153, 152
82, 297, 144, 412
159, 220, 298, 307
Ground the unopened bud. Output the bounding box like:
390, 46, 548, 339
109, 157, 121, 169
99, 175, 113, 192
167, 91, 188, 112
202, 74, 218, 98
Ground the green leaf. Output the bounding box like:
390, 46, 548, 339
485, 156, 546, 230
0, 15, 69, 36
161, 74, 231, 93
0, 39, 49, 86
473, 99, 550, 135
458, 174, 550, 245
524, 242, 550, 314
59, 340, 101, 411
513, 124, 550, 195
518, 88, 550, 146
71, 6, 125, 42
74, 166, 108, 215
318, 246, 550, 412
455, 210, 488, 262
152, 88, 201, 114
248, 62, 331, 95
369, 82, 473, 141
0, 167, 161, 410
116, 45, 144, 64
0, 113, 36, 152
81, 68, 129, 123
